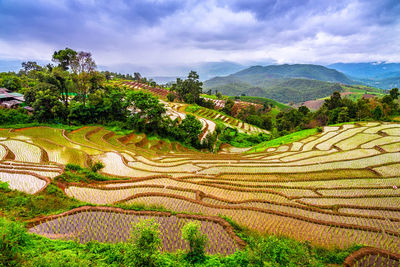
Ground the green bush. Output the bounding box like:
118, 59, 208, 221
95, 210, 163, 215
90, 161, 105, 173
65, 163, 83, 171
0, 218, 29, 266
31, 250, 92, 267
0, 108, 32, 126
0, 181, 10, 191
182, 221, 208, 263
125, 219, 161, 267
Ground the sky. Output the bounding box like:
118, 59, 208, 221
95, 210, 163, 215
1, 0, 400, 76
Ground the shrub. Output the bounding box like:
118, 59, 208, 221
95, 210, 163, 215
125, 219, 161, 267
0, 181, 10, 191
0, 108, 32, 125
65, 164, 83, 171
246, 235, 313, 267
181, 221, 208, 263
0, 218, 29, 266
167, 93, 176, 102
90, 161, 104, 173
31, 250, 92, 267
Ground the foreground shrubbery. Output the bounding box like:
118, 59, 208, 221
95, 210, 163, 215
0, 216, 361, 266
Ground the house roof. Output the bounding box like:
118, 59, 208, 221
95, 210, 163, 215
0, 92, 24, 99
1, 100, 22, 107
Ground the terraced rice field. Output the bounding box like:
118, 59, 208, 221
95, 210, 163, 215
184, 105, 269, 135
343, 247, 400, 267
28, 207, 244, 255
2, 122, 400, 255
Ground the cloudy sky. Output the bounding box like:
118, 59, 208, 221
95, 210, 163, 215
1, 0, 399, 76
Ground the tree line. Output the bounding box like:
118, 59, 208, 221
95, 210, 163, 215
0, 48, 212, 149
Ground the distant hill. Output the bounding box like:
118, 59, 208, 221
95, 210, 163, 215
204, 64, 353, 103
356, 77, 400, 90
328, 62, 400, 79
233, 64, 354, 84
328, 62, 400, 89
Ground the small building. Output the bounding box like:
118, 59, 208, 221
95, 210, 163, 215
0, 88, 25, 108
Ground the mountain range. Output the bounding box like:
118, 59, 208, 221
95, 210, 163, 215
203, 64, 353, 103
328, 62, 400, 89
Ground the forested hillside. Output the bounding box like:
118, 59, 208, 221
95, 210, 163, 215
328, 62, 400, 89
204, 64, 355, 103
205, 77, 343, 103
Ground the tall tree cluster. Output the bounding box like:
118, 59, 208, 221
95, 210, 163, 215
171, 71, 203, 104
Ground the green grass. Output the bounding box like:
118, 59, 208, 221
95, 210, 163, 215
342, 84, 386, 94
329, 121, 358, 126
248, 128, 319, 153
0, 182, 84, 221
392, 116, 400, 122
185, 104, 201, 113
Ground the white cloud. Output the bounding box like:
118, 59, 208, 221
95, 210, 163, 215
1, 0, 400, 75
0, 39, 54, 60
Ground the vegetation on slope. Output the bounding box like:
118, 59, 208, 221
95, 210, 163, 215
249, 128, 319, 153
233, 64, 354, 83
203, 64, 359, 103
228, 95, 290, 110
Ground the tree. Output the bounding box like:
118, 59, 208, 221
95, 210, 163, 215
382, 95, 393, 105
181, 222, 208, 263
20, 61, 43, 75
372, 105, 383, 120
0, 74, 22, 91
103, 71, 112, 81
323, 91, 342, 110
356, 98, 371, 120
260, 115, 273, 130
179, 114, 203, 146
52, 48, 77, 71
70, 51, 97, 104
390, 88, 399, 100
337, 107, 350, 123
31, 83, 66, 122
171, 71, 203, 103
126, 91, 166, 132
50, 67, 72, 110
222, 98, 234, 116
298, 106, 310, 115
134, 72, 142, 81
166, 93, 176, 102
125, 219, 161, 267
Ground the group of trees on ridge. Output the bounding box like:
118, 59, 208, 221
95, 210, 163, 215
0, 48, 210, 149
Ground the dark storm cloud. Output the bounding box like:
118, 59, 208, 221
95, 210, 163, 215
0, 0, 181, 46
0, 0, 399, 74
